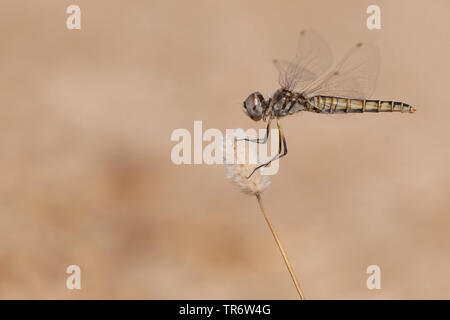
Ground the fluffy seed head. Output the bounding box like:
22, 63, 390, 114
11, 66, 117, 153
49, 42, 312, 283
224, 128, 271, 195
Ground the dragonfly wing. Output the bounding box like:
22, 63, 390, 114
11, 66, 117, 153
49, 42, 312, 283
303, 42, 380, 100
273, 59, 317, 90
274, 30, 333, 91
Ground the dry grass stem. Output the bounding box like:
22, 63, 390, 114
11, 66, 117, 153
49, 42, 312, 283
224, 128, 305, 299
256, 193, 305, 300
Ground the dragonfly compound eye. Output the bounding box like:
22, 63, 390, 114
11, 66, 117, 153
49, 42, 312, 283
243, 92, 265, 121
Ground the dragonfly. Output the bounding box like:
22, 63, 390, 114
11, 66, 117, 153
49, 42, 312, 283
242, 30, 415, 178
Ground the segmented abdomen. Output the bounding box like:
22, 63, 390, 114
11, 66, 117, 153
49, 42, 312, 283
310, 96, 416, 114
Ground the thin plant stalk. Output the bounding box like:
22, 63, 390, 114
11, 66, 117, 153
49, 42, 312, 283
255, 193, 305, 300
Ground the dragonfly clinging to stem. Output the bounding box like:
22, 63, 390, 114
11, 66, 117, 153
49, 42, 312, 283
242, 30, 415, 178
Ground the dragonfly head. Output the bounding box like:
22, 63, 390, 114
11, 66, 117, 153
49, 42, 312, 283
243, 92, 266, 121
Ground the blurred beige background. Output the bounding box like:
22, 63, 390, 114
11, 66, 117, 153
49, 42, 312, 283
0, 0, 449, 299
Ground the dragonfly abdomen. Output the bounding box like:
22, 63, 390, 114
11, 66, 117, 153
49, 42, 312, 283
311, 96, 416, 114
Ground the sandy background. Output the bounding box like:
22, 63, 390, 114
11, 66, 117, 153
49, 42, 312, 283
0, 0, 449, 299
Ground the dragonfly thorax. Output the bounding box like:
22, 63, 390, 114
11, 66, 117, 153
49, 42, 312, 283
243, 89, 310, 122
269, 88, 308, 118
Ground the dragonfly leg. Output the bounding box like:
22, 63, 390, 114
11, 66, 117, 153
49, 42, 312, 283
238, 119, 271, 144
246, 121, 287, 179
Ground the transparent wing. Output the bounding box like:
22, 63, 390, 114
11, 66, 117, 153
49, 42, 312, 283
273, 30, 333, 91
303, 42, 380, 100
